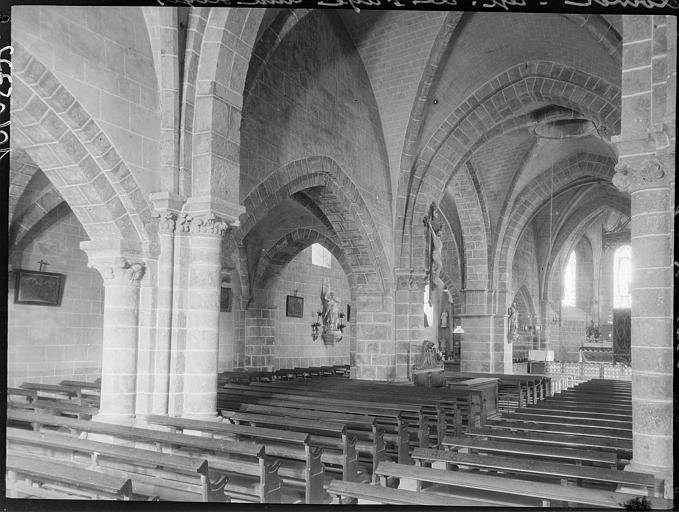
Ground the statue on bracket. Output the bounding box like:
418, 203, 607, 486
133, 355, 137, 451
319, 280, 343, 345
507, 301, 519, 343
423, 202, 444, 293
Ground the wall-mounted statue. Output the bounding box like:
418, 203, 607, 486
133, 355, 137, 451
416, 339, 443, 370
321, 285, 340, 331
507, 301, 519, 343
423, 202, 444, 291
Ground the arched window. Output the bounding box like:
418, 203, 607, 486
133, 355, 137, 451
423, 284, 433, 328
614, 245, 632, 308
562, 251, 577, 307
311, 243, 331, 268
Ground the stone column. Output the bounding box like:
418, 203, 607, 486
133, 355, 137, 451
181, 213, 229, 419
81, 245, 146, 421
612, 158, 674, 491
612, 14, 675, 497
149, 192, 184, 415
457, 289, 512, 374
393, 269, 427, 382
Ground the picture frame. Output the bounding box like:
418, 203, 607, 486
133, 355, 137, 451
286, 295, 304, 318
14, 269, 66, 306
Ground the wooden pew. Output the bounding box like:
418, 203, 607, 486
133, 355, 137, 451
9, 397, 99, 420
442, 435, 618, 468
464, 426, 632, 457
7, 427, 226, 501
326, 479, 514, 506
527, 405, 632, 420
485, 418, 633, 440
411, 448, 655, 494
8, 387, 37, 403
500, 411, 633, 431
533, 399, 632, 414
19, 382, 82, 401
142, 414, 326, 503
238, 403, 393, 471
220, 384, 444, 447
6, 451, 133, 500
373, 460, 633, 508
7, 409, 281, 503
221, 410, 359, 484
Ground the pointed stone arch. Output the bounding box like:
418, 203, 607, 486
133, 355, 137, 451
494, 153, 616, 306
12, 43, 153, 248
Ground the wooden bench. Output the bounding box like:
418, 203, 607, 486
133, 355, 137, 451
325, 479, 514, 506
7, 409, 281, 503
534, 399, 632, 414
6, 451, 133, 500
9, 398, 99, 420
239, 403, 393, 471
7, 427, 227, 501
142, 414, 325, 503
442, 435, 618, 468
485, 418, 633, 440
528, 404, 632, 420
500, 411, 633, 431
222, 410, 359, 484
465, 426, 632, 456
411, 448, 655, 495
20, 382, 82, 401
220, 384, 443, 447
374, 460, 634, 508
233, 392, 441, 451
7, 387, 37, 403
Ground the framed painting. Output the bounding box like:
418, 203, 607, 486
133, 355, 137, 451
14, 269, 66, 306
286, 295, 304, 318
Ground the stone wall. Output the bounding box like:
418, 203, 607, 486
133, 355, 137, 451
7, 210, 103, 386
262, 246, 350, 369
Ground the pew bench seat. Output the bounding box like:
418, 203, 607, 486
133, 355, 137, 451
374, 461, 634, 508
7, 427, 226, 502
411, 448, 657, 496
7, 409, 279, 503
325, 479, 515, 506
442, 435, 618, 468
6, 451, 133, 500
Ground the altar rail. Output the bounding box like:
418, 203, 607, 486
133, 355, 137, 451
543, 362, 631, 381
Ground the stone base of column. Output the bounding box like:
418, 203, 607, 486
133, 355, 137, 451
628, 460, 674, 500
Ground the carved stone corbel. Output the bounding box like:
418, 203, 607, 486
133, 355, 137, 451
612, 158, 670, 194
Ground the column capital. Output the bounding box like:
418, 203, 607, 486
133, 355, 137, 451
150, 192, 185, 235
176, 212, 234, 237
80, 240, 147, 284
613, 158, 672, 193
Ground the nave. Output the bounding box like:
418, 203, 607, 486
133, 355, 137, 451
7, 5, 675, 507
5, 373, 672, 507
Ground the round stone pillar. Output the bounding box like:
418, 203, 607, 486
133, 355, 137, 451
87, 256, 146, 420
151, 210, 178, 415
181, 213, 228, 419
613, 158, 674, 490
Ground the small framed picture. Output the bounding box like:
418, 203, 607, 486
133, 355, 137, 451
14, 269, 66, 306
286, 295, 304, 318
